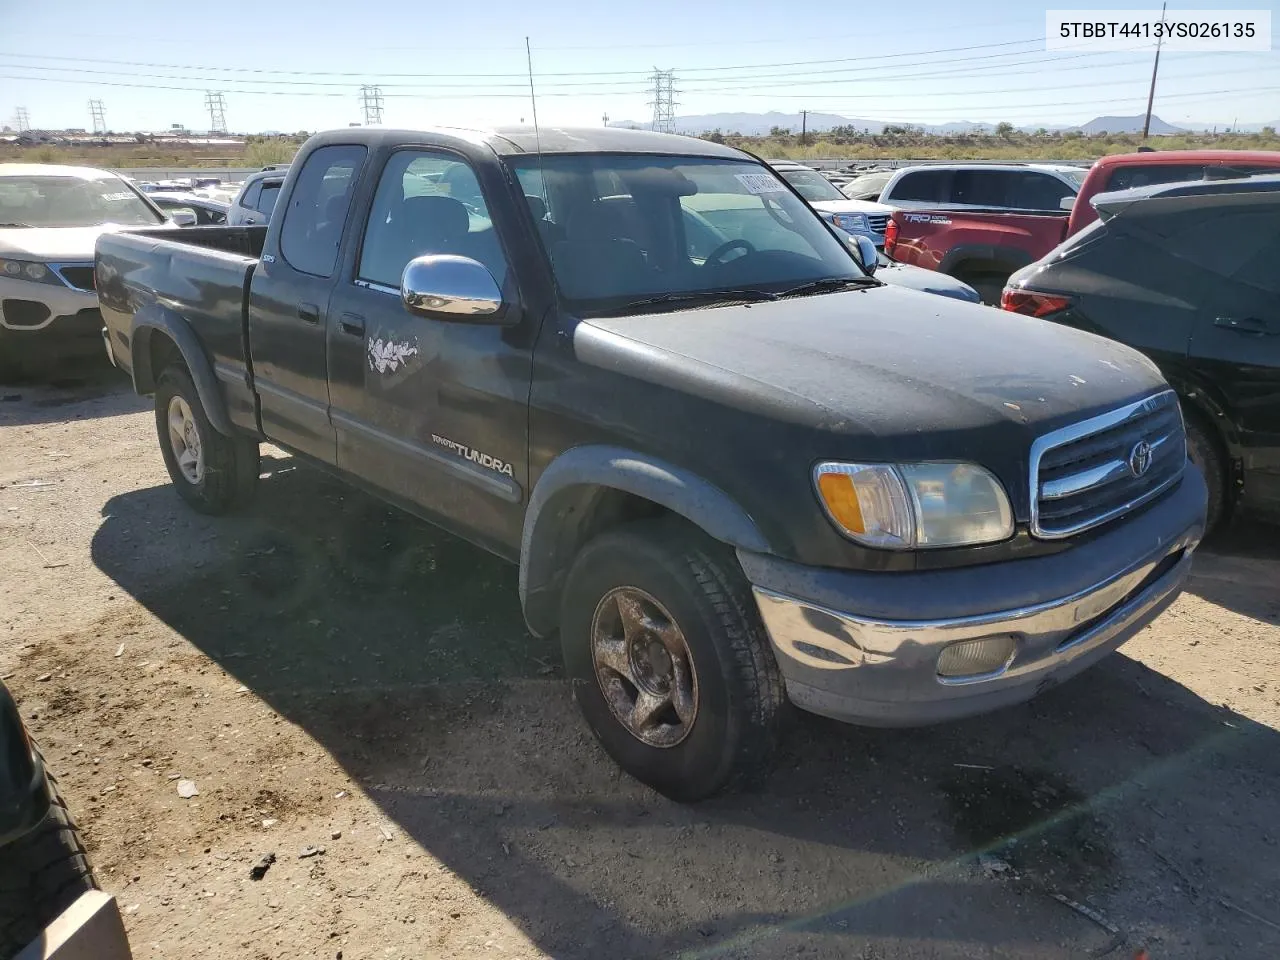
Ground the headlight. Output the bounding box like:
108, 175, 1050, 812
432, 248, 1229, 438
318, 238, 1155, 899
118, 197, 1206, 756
830, 213, 869, 233
814, 461, 1014, 549
0, 258, 60, 285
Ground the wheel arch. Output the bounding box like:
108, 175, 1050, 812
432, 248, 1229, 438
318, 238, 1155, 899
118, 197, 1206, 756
519, 446, 770, 637
938, 243, 1033, 280
129, 305, 235, 437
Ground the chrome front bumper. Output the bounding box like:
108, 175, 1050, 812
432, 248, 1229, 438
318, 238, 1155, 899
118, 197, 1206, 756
746, 471, 1206, 727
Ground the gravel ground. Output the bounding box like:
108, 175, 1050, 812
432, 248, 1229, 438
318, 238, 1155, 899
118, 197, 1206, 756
2, 369, 1279, 960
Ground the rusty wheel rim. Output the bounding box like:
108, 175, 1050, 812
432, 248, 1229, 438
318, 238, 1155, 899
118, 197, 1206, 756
590, 586, 699, 748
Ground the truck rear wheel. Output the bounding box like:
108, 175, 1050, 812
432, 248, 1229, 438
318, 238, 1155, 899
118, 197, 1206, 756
155, 365, 260, 514
0, 769, 98, 958
559, 520, 784, 801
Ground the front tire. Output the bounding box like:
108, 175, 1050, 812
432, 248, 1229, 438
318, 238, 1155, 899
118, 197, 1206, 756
560, 520, 784, 802
155, 365, 259, 514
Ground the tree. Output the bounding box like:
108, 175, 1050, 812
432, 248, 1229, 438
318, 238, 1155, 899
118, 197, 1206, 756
1034, 127, 1049, 137
995, 121, 1015, 138
1263, 126, 1277, 137
769, 125, 792, 137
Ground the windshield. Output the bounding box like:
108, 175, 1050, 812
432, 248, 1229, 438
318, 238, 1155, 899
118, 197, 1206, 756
0, 175, 164, 228
510, 155, 862, 313
1060, 169, 1088, 189
776, 168, 846, 202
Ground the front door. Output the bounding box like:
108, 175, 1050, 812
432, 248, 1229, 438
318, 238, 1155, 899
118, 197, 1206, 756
1188, 210, 1280, 513
246, 145, 367, 463
326, 147, 533, 554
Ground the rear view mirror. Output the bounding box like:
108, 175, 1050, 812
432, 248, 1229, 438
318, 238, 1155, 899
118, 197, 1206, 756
401, 254, 507, 323
1059, 196, 1076, 211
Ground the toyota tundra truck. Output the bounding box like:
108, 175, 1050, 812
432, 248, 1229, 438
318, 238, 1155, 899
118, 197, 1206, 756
96, 127, 1206, 801
883, 151, 1280, 303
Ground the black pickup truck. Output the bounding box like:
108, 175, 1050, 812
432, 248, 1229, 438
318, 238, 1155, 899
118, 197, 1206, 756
97, 128, 1206, 800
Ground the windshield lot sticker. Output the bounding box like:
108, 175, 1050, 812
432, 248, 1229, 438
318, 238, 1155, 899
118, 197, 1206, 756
368, 337, 419, 374
735, 173, 787, 195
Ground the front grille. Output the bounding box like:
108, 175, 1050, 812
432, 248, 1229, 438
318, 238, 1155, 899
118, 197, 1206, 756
1, 299, 52, 328
55, 264, 96, 291
1031, 390, 1185, 539
867, 214, 889, 235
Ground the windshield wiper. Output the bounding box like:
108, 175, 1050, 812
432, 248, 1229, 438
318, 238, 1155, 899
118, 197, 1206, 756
0, 221, 35, 228
779, 276, 881, 299
602, 288, 780, 315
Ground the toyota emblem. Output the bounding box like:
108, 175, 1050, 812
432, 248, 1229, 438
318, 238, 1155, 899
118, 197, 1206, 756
1128, 439, 1153, 478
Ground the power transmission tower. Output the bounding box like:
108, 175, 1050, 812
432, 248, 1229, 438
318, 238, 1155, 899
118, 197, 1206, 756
359, 86, 385, 126
89, 99, 107, 135
648, 69, 677, 134
204, 91, 228, 134
14, 107, 30, 132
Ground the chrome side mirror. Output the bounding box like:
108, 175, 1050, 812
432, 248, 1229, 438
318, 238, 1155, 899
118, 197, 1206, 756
1059, 196, 1076, 211
853, 234, 879, 276
170, 210, 197, 227
400, 254, 505, 322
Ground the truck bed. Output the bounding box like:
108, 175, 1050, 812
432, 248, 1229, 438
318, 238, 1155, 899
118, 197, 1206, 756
96, 226, 268, 432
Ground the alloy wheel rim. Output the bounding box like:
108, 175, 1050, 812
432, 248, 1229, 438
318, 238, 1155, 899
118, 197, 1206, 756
590, 586, 699, 748
167, 395, 205, 485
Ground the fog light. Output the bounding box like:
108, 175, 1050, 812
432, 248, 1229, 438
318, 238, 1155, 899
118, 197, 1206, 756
936, 635, 1017, 680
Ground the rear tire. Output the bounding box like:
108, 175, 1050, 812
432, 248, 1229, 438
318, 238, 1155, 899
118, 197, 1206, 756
560, 519, 784, 802
155, 365, 259, 514
0, 771, 98, 958
1184, 413, 1227, 535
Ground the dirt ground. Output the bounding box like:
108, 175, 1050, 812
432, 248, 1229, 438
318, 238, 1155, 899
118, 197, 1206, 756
2, 369, 1279, 960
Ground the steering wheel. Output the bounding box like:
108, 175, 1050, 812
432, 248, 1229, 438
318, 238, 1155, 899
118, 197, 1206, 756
704, 238, 756, 266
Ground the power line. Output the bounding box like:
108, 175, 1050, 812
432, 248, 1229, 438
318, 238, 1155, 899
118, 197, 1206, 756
88, 98, 106, 134
0, 36, 1104, 80
204, 91, 227, 133
359, 85, 385, 125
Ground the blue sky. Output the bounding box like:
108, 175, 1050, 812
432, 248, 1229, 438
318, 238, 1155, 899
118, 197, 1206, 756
2, 0, 1277, 133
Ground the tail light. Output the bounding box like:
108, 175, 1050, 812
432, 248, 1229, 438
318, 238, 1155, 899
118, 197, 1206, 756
1000, 288, 1072, 318
883, 216, 899, 257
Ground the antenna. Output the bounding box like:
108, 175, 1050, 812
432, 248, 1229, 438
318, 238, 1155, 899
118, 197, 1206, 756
525, 37, 556, 289
1141, 1, 1167, 141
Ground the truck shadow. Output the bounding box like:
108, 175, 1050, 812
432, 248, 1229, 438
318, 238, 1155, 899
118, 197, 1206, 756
88, 461, 1280, 958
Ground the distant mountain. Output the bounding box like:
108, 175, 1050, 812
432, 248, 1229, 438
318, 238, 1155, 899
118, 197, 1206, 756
609, 111, 1215, 137
1075, 115, 1185, 135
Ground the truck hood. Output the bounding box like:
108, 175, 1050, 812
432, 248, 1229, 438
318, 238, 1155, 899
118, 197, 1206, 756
0, 224, 153, 262
576, 284, 1165, 465
809, 198, 893, 217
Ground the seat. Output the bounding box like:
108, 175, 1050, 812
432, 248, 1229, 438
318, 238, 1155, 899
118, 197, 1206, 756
551, 201, 652, 299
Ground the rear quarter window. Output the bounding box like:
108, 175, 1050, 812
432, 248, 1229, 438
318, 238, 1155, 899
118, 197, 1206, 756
886, 169, 949, 203
1106, 164, 1205, 192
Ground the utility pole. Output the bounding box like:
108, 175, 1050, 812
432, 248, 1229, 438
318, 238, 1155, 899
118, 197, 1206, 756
800, 110, 808, 145
204, 91, 228, 134
14, 107, 30, 132
89, 99, 107, 135
648, 69, 677, 134
359, 86, 385, 126
602, 112, 609, 127
1141, 1, 1167, 140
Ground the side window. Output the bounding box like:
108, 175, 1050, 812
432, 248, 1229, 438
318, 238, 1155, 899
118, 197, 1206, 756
1147, 209, 1277, 280
240, 181, 262, 210
357, 150, 508, 289
278, 145, 367, 277
950, 170, 1009, 206
1229, 216, 1280, 294
1007, 172, 1076, 210
888, 170, 948, 202
258, 182, 282, 215
198, 207, 226, 226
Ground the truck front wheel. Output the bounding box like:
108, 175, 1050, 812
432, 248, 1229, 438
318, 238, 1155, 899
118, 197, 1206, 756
154, 365, 260, 514
560, 520, 784, 801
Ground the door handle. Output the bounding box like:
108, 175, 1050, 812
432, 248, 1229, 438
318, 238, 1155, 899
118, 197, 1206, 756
297, 302, 320, 324
1214, 316, 1273, 335
340, 313, 366, 337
